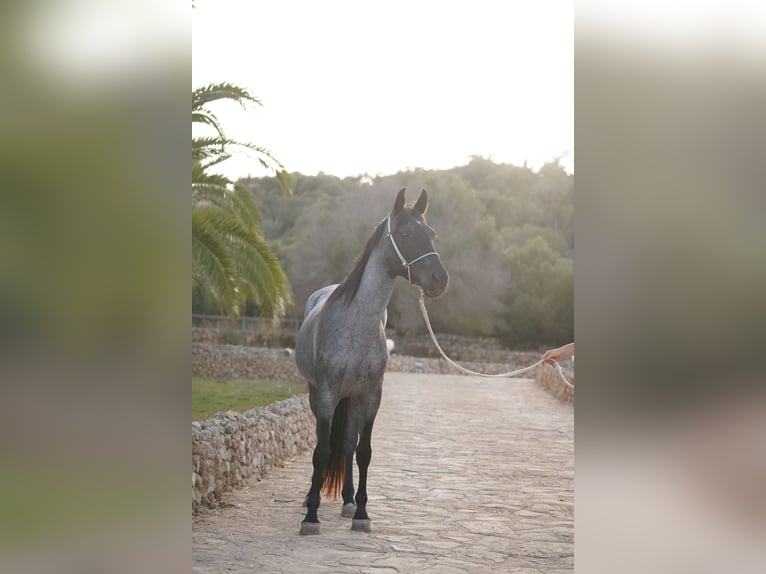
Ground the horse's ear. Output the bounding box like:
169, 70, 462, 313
392, 188, 406, 215
413, 189, 428, 216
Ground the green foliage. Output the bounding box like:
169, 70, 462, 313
192, 82, 293, 325
501, 237, 574, 348
192, 378, 306, 421
242, 157, 573, 347
192, 285, 219, 315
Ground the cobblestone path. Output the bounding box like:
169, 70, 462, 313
192, 373, 574, 573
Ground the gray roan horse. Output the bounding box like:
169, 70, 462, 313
295, 188, 449, 535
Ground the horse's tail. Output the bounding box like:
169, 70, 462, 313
322, 397, 349, 499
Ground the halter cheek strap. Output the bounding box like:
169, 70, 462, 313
386, 217, 440, 284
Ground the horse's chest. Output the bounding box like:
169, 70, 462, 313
320, 337, 387, 389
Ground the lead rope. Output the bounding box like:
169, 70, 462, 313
417, 289, 574, 389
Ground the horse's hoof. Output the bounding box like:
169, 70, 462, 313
300, 522, 321, 535
341, 503, 357, 518
351, 519, 371, 532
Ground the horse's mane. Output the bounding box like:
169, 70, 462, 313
326, 218, 388, 308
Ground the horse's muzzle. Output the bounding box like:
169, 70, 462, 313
422, 268, 449, 298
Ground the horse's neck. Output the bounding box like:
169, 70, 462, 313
348, 243, 396, 326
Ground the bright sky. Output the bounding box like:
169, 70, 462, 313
193, 0, 573, 179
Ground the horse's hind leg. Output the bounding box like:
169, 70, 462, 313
341, 451, 356, 517
341, 419, 358, 518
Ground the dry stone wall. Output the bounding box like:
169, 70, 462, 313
536, 363, 575, 404
192, 342, 542, 380
192, 395, 315, 513
192, 343, 301, 380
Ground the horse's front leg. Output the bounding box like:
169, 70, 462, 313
351, 418, 375, 532
351, 386, 381, 532
300, 415, 331, 535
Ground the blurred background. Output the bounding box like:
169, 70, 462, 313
577, 1, 766, 572
0, 1, 189, 572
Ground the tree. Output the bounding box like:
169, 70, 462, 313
243, 157, 574, 344
500, 237, 573, 348
192, 82, 292, 324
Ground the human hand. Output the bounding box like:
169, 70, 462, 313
541, 343, 573, 366
541, 350, 558, 366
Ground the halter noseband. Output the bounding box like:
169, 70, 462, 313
386, 217, 440, 284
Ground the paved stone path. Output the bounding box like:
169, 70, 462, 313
192, 373, 574, 573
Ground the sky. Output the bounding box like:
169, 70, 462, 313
193, 0, 573, 180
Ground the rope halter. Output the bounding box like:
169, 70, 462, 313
386, 216, 440, 284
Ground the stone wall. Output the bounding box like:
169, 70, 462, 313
192, 325, 297, 348
536, 363, 575, 404
192, 343, 302, 380
192, 395, 315, 513
192, 342, 542, 380
193, 326, 533, 363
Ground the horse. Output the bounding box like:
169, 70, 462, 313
294, 188, 449, 535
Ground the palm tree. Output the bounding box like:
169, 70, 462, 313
192, 82, 292, 324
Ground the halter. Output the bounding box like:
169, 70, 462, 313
386, 216, 440, 284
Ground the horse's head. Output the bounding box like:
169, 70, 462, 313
387, 188, 449, 298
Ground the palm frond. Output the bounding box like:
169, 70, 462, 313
192, 136, 226, 163
225, 223, 292, 323
192, 203, 292, 323
191, 82, 293, 324
192, 110, 225, 140
193, 136, 285, 171
275, 169, 293, 197
197, 151, 233, 171
192, 82, 263, 111
192, 171, 263, 232
192, 207, 245, 321
192, 268, 226, 318
191, 164, 229, 187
